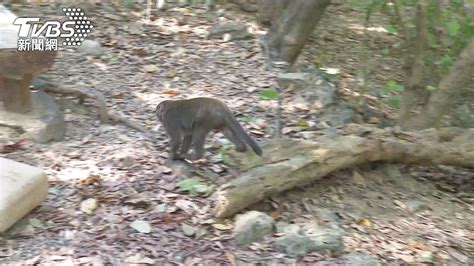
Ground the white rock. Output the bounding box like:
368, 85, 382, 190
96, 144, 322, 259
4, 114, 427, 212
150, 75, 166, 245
78, 40, 104, 56
0, 158, 48, 232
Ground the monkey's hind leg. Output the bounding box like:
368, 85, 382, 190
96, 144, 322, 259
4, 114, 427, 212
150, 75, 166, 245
223, 128, 247, 152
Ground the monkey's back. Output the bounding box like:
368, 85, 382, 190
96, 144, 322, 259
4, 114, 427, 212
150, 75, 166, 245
177, 97, 230, 131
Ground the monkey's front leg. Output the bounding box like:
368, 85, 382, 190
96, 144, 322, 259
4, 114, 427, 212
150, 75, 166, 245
179, 134, 193, 158
170, 136, 185, 160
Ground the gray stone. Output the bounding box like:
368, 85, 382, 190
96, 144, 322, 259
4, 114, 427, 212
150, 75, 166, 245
307, 228, 344, 251
78, 40, 104, 56
275, 221, 303, 235
0, 90, 65, 143
277, 72, 337, 110
303, 222, 344, 252
233, 211, 274, 245
275, 233, 314, 258
0, 158, 48, 232
314, 208, 342, 226
274, 221, 344, 258
317, 103, 354, 127
277, 72, 313, 90
207, 22, 252, 41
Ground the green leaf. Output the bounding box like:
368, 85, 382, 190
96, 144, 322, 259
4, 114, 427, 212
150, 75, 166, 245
387, 95, 400, 108
381, 48, 390, 55
426, 85, 437, 91
29, 218, 44, 229
380, 86, 391, 95
110, 55, 120, 62
296, 119, 310, 128
240, 114, 256, 123
387, 80, 403, 91
446, 21, 460, 36
387, 80, 397, 87
178, 178, 201, 192
260, 89, 279, 100
386, 25, 398, 34
439, 54, 453, 68
193, 184, 215, 196
177, 178, 213, 196
218, 148, 236, 166
121, 0, 135, 8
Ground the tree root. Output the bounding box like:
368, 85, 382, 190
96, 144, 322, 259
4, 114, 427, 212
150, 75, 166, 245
34, 78, 151, 136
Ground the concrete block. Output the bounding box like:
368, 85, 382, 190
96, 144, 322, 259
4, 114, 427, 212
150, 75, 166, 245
0, 158, 48, 232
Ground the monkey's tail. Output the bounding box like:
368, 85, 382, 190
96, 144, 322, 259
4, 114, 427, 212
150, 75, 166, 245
226, 115, 263, 156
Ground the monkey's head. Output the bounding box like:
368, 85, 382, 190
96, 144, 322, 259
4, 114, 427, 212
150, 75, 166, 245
155, 100, 173, 122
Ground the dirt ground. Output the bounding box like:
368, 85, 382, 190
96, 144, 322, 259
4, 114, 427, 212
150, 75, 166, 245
1, 2, 473, 265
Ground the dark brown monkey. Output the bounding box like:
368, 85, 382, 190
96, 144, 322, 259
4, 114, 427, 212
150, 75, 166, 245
156, 97, 262, 160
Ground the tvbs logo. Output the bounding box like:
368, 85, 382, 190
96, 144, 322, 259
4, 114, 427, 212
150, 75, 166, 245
13, 7, 93, 51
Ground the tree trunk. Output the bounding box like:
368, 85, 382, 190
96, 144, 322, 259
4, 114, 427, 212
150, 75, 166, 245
229, 0, 257, 12
265, 0, 330, 65
409, 40, 474, 129
213, 126, 474, 218
398, 0, 428, 129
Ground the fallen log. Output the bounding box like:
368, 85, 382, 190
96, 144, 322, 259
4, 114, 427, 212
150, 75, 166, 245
212, 126, 474, 218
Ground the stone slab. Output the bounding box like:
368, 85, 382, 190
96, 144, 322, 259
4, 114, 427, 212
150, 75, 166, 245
0, 157, 48, 232
0, 4, 19, 49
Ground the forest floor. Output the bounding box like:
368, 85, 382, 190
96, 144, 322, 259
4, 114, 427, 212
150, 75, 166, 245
1, 1, 473, 265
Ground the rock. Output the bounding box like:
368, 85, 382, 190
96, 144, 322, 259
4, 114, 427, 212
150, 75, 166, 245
233, 211, 274, 245
317, 103, 354, 127
275, 221, 344, 258
303, 222, 344, 252
277, 72, 313, 89
29, 90, 65, 142
277, 72, 337, 112
78, 40, 104, 56
275, 221, 303, 235
404, 200, 432, 213
0, 90, 65, 143
275, 233, 314, 258
451, 101, 474, 128
313, 208, 342, 226
0, 158, 48, 232
315, 252, 382, 266
207, 22, 252, 41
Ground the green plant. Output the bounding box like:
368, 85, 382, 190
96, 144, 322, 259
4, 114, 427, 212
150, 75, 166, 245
177, 178, 214, 196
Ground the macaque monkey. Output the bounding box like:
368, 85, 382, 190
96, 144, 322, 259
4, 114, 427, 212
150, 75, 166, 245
156, 97, 262, 160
